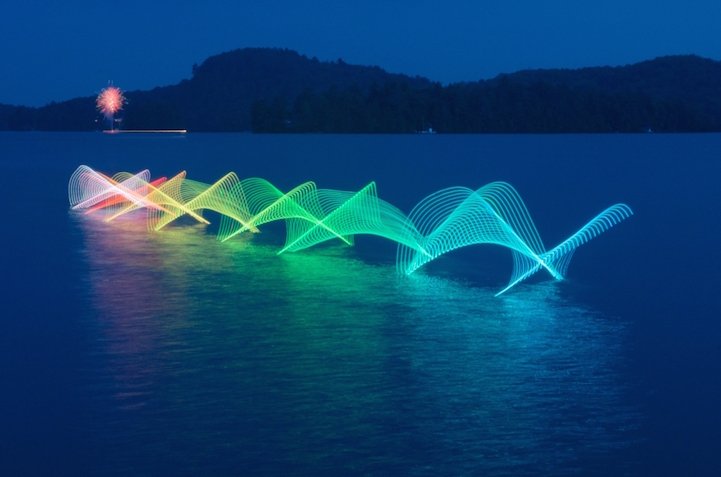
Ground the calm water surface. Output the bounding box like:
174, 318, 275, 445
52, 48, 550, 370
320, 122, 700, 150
1, 133, 719, 476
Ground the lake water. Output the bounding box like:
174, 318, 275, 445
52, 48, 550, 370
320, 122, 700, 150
1, 132, 719, 476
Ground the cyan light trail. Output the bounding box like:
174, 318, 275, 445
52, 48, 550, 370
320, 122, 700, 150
69, 165, 632, 295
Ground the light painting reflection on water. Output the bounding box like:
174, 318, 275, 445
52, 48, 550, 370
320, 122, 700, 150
74, 211, 639, 476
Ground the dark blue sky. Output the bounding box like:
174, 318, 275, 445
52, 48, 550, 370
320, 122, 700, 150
2, 1, 720, 107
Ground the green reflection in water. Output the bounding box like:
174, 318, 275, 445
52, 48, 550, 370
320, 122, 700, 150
75, 212, 639, 476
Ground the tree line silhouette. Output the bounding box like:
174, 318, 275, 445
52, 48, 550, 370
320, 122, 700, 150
252, 78, 716, 133
1, 48, 719, 133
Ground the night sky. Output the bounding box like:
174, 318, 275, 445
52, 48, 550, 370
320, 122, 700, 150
2, 0, 720, 107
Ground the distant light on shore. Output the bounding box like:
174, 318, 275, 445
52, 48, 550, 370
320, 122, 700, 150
102, 129, 187, 134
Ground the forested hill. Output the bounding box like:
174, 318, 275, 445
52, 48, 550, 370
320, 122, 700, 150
485, 55, 721, 122
179, 48, 432, 131
1, 49, 720, 133
253, 54, 721, 133
0, 48, 431, 132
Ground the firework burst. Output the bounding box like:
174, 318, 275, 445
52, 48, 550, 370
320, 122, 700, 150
96, 86, 126, 129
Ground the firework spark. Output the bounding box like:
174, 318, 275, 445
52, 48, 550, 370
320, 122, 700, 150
96, 86, 126, 118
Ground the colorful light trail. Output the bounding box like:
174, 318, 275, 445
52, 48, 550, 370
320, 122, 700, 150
69, 165, 632, 295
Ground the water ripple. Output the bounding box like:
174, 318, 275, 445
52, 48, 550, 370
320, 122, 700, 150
74, 212, 640, 476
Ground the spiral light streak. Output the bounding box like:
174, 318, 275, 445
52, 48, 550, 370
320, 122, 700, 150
69, 165, 632, 295
84, 177, 168, 214
68, 166, 209, 228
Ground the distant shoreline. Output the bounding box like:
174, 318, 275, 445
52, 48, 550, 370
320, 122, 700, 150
102, 129, 187, 134
1, 48, 719, 134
